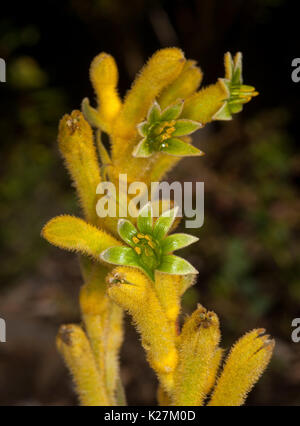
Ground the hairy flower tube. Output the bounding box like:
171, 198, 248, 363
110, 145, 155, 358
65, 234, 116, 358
101, 203, 198, 281
213, 52, 259, 120
133, 100, 203, 158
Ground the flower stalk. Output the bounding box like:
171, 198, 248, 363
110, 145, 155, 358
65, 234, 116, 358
42, 47, 273, 406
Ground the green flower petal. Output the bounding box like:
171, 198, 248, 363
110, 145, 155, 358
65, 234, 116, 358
137, 203, 153, 234
81, 98, 103, 128
118, 219, 138, 247
100, 246, 139, 268
232, 52, 242, 85
160, 100, 183, 121
213, 102, 232, 121
158, 254, 198, 275
147, 100, 161, 123
224, 52, 234, 80
162, 138, 204, 157
142, 267, 155, 282
132, 138, 153, 158
230, 102, 243, 114
173, 119, 202, 136
137, 121, 149, 137
153, 206, 178, 241
161, 233, 199, 254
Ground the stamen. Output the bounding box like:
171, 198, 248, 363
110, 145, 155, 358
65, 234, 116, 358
134, 247, 141, 255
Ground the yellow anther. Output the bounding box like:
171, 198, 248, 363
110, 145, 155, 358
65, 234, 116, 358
132, 236, 140, 244
134, 246, 141, 255
148, 241, 155, 249
165, 120, 176, 127
166, 127, 175, 134
144, 235, 151, 241
137, 233, 145, 239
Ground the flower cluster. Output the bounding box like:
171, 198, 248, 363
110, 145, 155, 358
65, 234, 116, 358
41, 48, 273, 407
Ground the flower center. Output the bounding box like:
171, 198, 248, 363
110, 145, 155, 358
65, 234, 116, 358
132, 233, 161, 271
149, 120, 176, 151
229, 84, 258, 105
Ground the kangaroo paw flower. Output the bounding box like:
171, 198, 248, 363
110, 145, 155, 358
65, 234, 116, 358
101, 203, 198, 281
133, 100, 203, 158
213, 52, 259, 121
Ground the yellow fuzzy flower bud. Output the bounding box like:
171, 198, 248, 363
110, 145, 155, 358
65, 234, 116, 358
56, 324, 109, 406
58, 110, 101, 224
208, 329, 274, 406
90, 53, 122, 133
173, 305, 221, 406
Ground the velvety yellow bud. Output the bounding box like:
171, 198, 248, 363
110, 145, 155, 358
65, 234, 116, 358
182, 80, 228, 124
90, 53, 122, 133
110, 48, 185, 183
173, 305, 221, 406
56, 324, 109, 406
159, 60, 203, 109
41, 215, 121, 260
208, 329, 275, 406
58, 110, 101, 224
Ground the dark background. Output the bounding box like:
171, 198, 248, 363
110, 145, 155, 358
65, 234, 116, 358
0, 0, 300, 405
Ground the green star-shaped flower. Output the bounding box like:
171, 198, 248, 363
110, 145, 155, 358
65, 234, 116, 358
214, 52, 259, 121
100, 203, 198, 281
132, 100, 203, 158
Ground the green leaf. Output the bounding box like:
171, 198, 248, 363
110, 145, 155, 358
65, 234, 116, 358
137, 203, 153, 234
100, 246, 139, 268
162, 138, 204, 156
158, 254, 198, 275
160, 100, 183, 121
161, 233, 199, 254
153, 207, 178, 241
132, 138, 153, 158
173, 119, 202, 136
118, 219, 138, 246
147, 100, 161, 123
